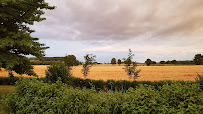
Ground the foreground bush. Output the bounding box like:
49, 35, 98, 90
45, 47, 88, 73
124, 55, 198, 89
1, 78, 203, 113
45, 63, 71, 83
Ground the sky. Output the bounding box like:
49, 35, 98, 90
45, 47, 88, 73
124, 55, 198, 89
30, 0, 203, 63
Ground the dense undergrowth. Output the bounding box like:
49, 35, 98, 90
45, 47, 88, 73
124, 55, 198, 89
0, 76, 197, 91
1, 78, 203, 113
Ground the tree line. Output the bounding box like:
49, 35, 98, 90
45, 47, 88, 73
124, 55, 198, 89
110, 54, 203, 66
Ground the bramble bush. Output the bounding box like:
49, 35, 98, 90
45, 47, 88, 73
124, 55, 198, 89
1, 78, 66, 113
1, 78, 203, 113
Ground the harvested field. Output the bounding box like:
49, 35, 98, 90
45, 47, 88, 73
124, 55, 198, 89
0, 65, 48, 78
0, 65, 203, 81
72, 65, 203, 81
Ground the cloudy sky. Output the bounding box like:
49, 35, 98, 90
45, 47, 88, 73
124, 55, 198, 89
31, 0, 203, 63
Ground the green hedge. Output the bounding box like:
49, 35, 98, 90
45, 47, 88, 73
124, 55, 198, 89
66, 77, 190, 91
0, 77, 46, 85
0, 77, 20, 85
1, 78, 203, 113
0, 76, 196, 91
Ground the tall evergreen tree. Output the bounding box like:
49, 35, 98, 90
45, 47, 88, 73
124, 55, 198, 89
0, 0, 55, 76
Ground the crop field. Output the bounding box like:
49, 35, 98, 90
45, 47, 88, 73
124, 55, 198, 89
0, 65, 49, 78
0, 65, 203, 81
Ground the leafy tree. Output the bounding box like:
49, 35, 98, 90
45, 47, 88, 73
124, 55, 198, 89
82, 54, 96, 79
64, 55, 80, 68
117, 59, 122, 66
111, 58, 116, 65
194, 54, 203, 65
124, 58, 132, 65
0, 0, 55, 76
123, 49, 141, 80
145, 59, 152, 66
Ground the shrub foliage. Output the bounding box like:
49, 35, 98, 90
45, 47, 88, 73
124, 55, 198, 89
1, 78, 203, 113
45, 63, 71, 83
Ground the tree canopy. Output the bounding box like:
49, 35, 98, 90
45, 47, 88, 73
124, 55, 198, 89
0, 0, 55, 76
111, 58, 116, 65
194, 54, 203, 65
64, 55, 80, 67
117, 59, 122, 65
145, 59, 152, 66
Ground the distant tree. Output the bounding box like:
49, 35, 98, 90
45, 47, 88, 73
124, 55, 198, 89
124, 58, 132, 65
117, 59, 122, 66
123, 49, 141, 80
145, 59, 152, 66
111, 58, 117, 65
82, 54, 96, 79
171, 60, 177, 64
160, 61, 165, 64
0, 0, 55, 76
194, 54, 203, 65
166, 60, 171, 64
64, 55, 80, 68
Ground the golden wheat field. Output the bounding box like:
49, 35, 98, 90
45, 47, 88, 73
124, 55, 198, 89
0, 65, 203, 81
0, 65, 49, 78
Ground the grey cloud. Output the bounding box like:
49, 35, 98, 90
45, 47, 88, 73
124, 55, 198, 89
33, 0, 203, 42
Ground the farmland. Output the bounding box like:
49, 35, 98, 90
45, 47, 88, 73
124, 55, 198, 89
0, 65, 202, 81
